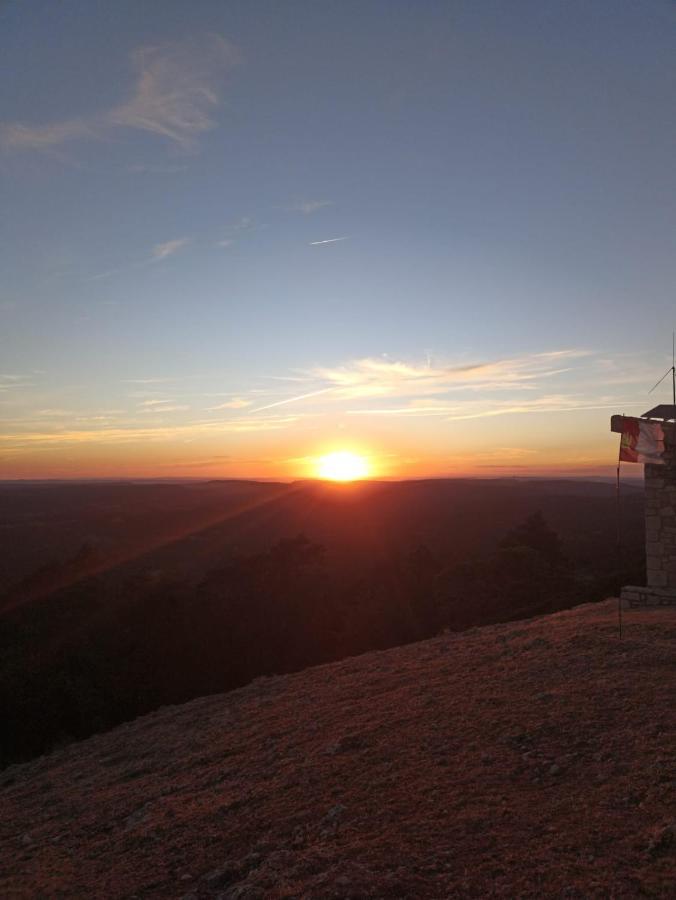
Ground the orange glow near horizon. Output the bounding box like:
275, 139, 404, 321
0, 420, 625, 482
316, 451, 370, 481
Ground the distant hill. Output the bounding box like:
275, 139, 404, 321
1, 599, 673, 898
0, 478, 647, 769
0, 478, 644, 599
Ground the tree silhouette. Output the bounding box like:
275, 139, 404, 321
500, 511, 563, 566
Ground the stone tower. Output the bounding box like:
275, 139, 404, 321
613, 406, 676, 606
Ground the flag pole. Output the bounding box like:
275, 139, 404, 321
672, 331, 675, 406
616, 451, 622, 640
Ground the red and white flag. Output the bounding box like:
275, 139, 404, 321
618, 417, 665, 464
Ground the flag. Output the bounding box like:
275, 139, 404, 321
618, 417, 665, 464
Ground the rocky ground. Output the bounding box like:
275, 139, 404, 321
0, 599, 674, 898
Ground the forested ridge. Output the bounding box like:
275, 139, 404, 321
1, 495, 643, 767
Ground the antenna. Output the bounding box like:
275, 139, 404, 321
648, 330, 676, 405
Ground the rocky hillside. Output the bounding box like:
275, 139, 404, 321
0, 600, 673, 898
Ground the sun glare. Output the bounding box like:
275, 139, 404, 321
317, 451, 369, 482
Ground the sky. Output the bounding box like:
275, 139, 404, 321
2, 0, 676, 480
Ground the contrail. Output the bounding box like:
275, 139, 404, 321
249, 387, 336, 413
309, 236, 349, 245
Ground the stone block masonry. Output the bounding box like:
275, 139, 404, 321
619, 420, 676, 606
644, 423, 676, 591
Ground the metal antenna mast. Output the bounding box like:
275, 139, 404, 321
648, 331, 676, 405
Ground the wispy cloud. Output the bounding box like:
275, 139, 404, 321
33, 408, 75, 417
216, 216, 257, 247
591, 352, 676, 391
1, 34, 240, 155
0, 374, 34, 394
289, 200, 332, 215
0, 415, 299, 450
444, 398, 637, 422
89, 236, 190, 281
307, 350, 590, 400
123, 377, 181, 385
0, 120, 95, 152
309, 236, 349, 245
343, 404, 462, 417
346, 397, 633, 420
137, 398, 178, 408
207, 397, 252, 411
231, 217, 255, 232
151, 237, 190, 260
135, 397, 191, 415
141, 404, 190, 414
236, 349, 628, 425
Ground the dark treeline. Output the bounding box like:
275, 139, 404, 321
0, 512, 643, 768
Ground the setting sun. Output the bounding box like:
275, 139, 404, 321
317, 451, 369, 482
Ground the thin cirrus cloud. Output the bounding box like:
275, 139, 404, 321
232, 350, 600, 422
229, 217, 255, 232
236, 349, 643, 425
207, 398, 252, 411
89, 235, 190, 281
345, 397, 635, 420
0, 415, 299, 450
151, 237, 190, 261
141, 405, 190, 414
216, 217, 256, 247
137, 399, 180, 407
0, 374, 34, 395
0, 34, 240, 154
299, 351, 650, 423
305, 350, 592, 400
123, 377, 181, 385
289, 200, 332, 215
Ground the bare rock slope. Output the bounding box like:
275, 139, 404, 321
1, 600, 674, 898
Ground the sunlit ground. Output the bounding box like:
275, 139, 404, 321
316, 451, 370, 482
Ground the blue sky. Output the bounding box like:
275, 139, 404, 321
2, 1, 676, 478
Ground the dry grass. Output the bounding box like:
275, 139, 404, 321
0, 599, 674, 898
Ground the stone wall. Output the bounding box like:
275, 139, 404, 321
644, 423, 676, 591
